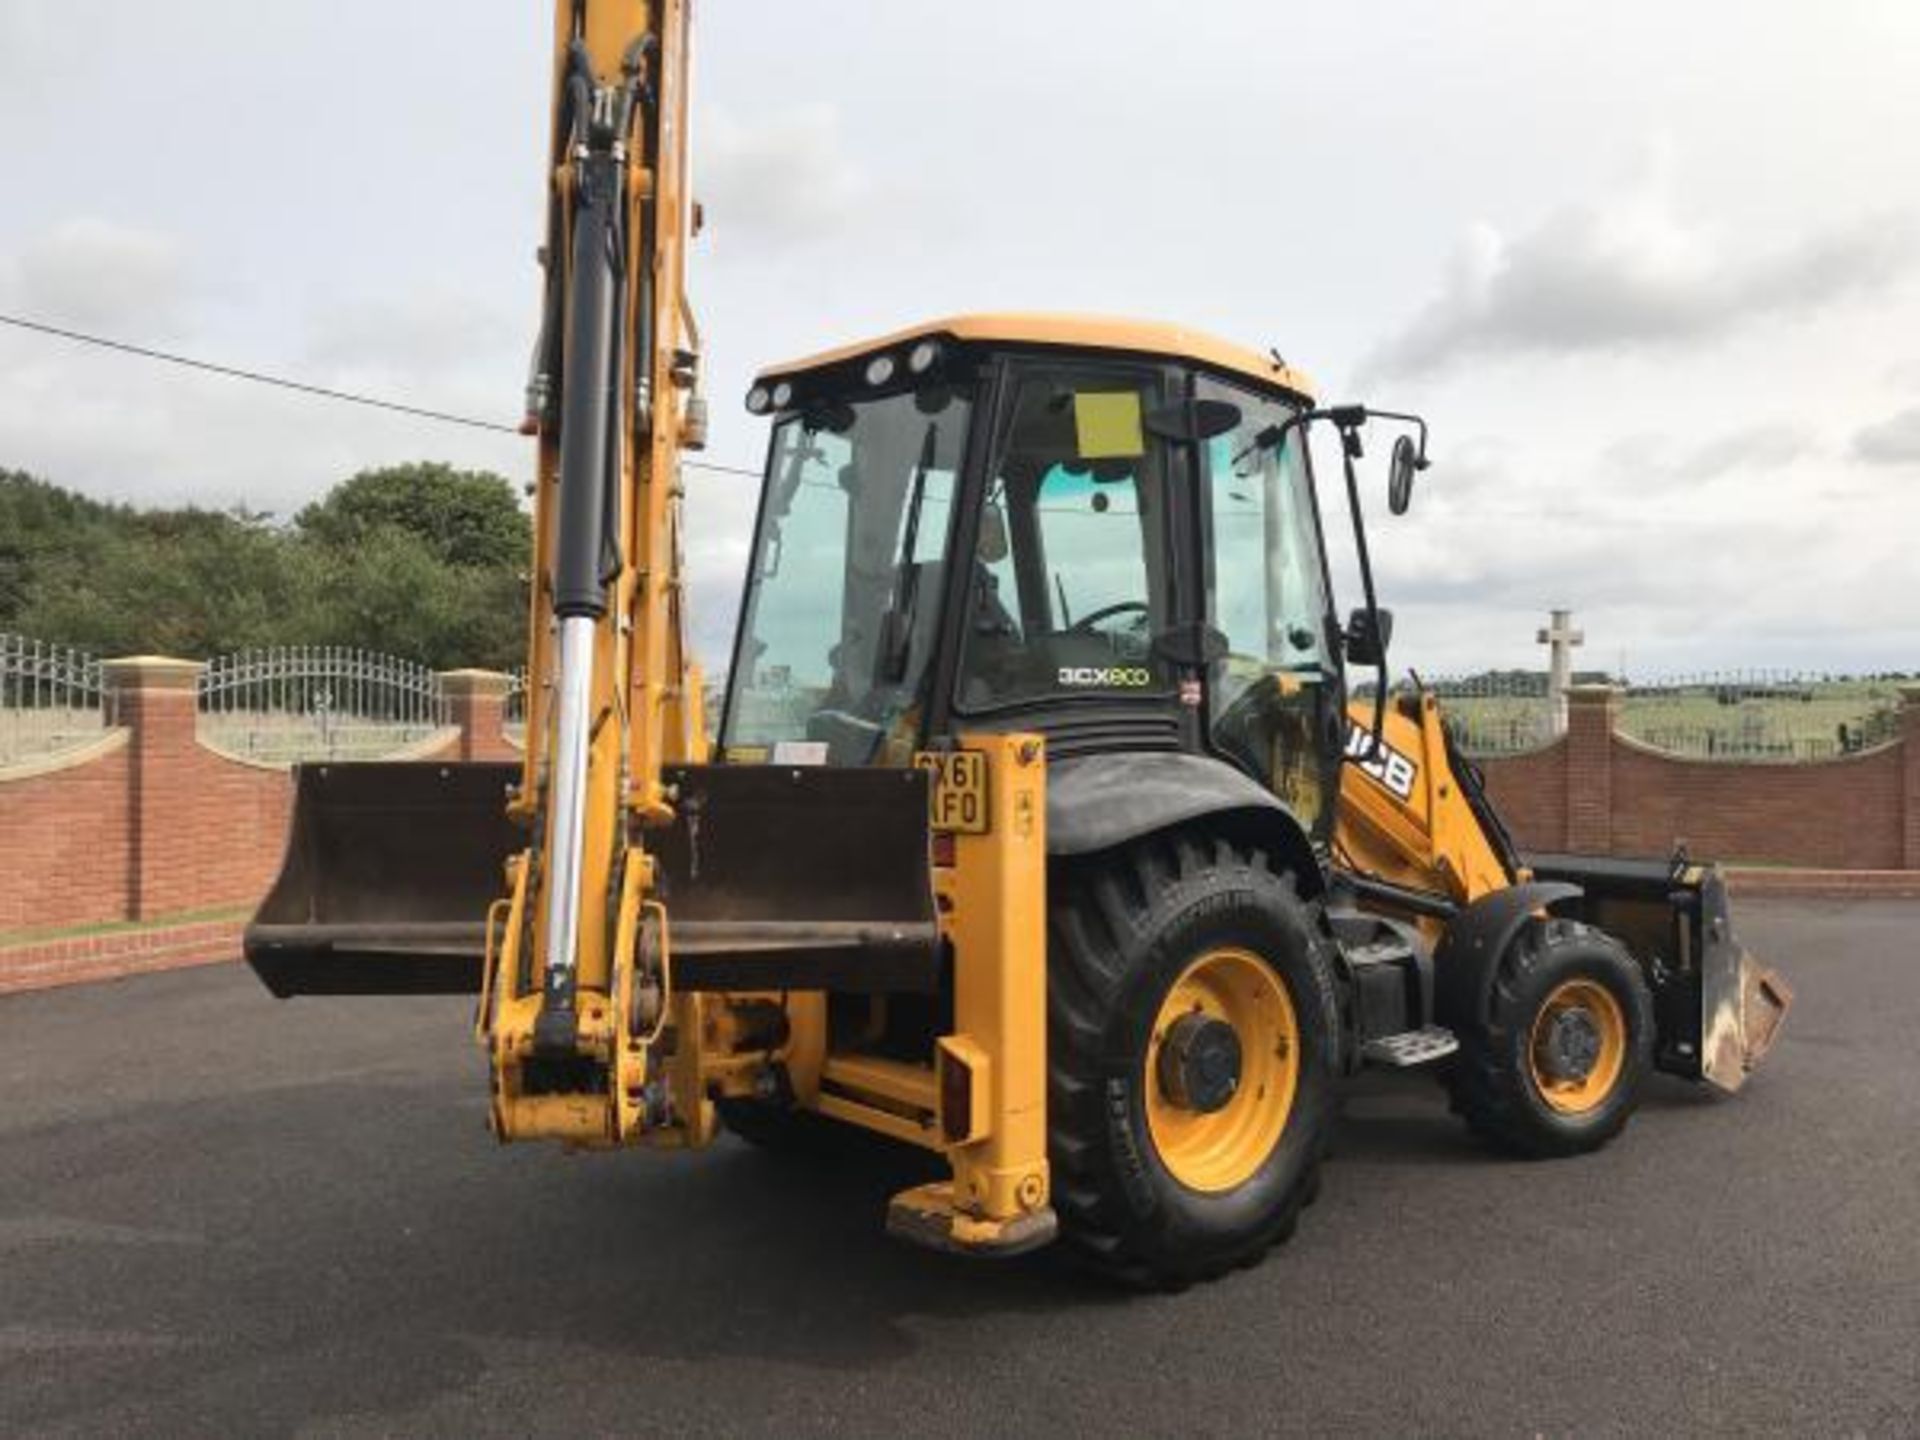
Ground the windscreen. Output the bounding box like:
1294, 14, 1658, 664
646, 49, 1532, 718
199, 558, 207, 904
721, 382, 973, 765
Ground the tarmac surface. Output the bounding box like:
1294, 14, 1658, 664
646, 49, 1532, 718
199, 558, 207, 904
2, 899, 1916, 1437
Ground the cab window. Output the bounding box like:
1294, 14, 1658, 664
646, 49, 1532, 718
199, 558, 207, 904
1199, 375, 1336, 827
957, 367, 1172, 710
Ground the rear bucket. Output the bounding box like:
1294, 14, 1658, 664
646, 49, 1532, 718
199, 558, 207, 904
245, 762, 521, 997
1526, 852, 1793, 1092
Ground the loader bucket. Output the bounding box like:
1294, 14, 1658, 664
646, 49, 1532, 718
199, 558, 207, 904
246, 762, 522, 997
1526, 852, 1793, 1092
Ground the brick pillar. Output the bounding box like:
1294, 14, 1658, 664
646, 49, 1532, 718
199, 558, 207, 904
441, 669, 513, 763
1902, 683, 1920, 870
1563, 682, 1620, 856
102, 656, 206, 920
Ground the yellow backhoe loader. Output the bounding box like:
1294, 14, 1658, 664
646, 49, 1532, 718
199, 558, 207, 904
245, 0, 1791, 1284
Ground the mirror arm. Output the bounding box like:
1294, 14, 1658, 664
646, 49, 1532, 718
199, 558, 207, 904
1336, 419, 1389, 763
1259, 405, 1405, 758
1358, 407, 1430, 467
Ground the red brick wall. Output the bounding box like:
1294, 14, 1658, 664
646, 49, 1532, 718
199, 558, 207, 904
1480, 695, 1915, 868
116, 682, 294, 918
0, 663, 481, 946
1609, 738, 1904, 867
449, 688, 518, 763
1477, 739, 1568, 851
0, 739, 133, 932
0, 915, 242, 995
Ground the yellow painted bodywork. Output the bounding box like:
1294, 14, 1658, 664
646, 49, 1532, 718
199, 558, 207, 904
488, 0, 705, 1148
757, 312, 1317, 406
1334, 691, 1520, 945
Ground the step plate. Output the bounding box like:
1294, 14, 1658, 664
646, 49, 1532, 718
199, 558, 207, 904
1362, 1026, 1459, 1069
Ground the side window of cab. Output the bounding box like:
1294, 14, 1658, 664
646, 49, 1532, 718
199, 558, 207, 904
957, 366, 1174, 710
1197, 375, 1337, 831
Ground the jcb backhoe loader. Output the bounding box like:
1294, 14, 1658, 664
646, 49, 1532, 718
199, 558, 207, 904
245, 0, 1791, 1284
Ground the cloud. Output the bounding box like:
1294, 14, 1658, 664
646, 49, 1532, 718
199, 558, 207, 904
1851, 406, 1920, 465
1598, 424, 1814, 486
305, 292, 523, 380
1674, 424, 1813, 480
1363, 164, 1915, 380
698, 104, 867, 246
0, 218, 196, 333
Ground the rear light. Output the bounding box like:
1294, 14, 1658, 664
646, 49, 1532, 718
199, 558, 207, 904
938, 1037, 989, 1145
931, 831, 957, 867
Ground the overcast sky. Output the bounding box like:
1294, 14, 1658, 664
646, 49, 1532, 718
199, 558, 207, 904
3, 1, 1917, 676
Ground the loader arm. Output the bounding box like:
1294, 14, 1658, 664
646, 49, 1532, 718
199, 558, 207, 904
1334, 687, 1790, 1091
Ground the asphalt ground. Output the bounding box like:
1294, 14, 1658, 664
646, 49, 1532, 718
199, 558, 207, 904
3, 900, 1916, 1438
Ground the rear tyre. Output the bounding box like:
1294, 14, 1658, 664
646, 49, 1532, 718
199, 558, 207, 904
1447, 919, 1654, 1158
1047, 830, 1341, 1286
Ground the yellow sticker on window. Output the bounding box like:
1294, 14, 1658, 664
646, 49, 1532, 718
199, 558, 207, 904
1072, 391, 1145, 460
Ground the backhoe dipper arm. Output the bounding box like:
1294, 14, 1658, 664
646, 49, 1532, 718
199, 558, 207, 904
493, 0, 703, 1126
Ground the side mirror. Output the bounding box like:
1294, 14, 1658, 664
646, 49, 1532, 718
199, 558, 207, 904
1387, 434, 1419, 516
1345, 606, 1393, 667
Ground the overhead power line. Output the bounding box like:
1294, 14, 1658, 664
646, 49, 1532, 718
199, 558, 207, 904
0, 311, 762, 479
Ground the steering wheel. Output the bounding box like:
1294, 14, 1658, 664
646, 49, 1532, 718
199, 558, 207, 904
1067, 600, 1149, 635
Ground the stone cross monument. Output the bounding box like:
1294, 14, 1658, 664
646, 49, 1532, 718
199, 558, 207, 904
1537, 608, 1584, 737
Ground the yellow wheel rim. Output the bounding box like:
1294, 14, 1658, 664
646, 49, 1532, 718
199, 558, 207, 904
1527, 979, 1627, 1115
1145, 947, 1299, 1194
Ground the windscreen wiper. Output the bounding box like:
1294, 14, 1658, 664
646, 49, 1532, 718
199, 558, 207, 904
874, 421, 940, 685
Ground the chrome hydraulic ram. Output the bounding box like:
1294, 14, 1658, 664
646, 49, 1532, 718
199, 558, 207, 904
535, 49, 638, 1056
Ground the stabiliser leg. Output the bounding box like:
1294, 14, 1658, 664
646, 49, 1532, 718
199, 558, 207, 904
888, 733, 1058, 1257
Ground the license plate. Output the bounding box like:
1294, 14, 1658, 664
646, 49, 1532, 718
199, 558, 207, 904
917, 750, 989, 834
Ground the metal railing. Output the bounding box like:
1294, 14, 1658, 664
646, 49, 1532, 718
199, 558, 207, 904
1412, 672, 1559, 757
197, 646, 450, 765
0, 634, 114, 767
1618, 671, 1904, 763
1410, 667, 1907, 763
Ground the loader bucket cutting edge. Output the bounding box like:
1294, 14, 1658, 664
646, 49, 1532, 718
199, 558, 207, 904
245, 762, 523, 997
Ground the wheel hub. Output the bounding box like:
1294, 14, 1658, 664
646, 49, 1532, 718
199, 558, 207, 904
1536, 1006, 1603, 1082
1158, 1013, 1243, 1114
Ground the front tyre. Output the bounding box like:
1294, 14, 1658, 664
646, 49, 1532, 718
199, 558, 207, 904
1448, 919, 1654, 1158
1048, 831, 1341, 1286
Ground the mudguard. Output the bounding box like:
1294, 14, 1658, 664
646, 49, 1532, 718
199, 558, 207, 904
1045, 751, 1321, 892
1431, 881, 1584, 1030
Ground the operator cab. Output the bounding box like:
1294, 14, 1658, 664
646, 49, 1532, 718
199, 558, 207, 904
719, 315, 1348, 838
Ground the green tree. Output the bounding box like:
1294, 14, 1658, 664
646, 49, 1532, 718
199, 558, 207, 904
3, 464, 528, 669
294, 462, 529, 570
0, 469, 127, 629
303, 524, 526, 670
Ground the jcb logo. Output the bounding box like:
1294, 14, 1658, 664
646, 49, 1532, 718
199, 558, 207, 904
1346, 726, 1418, 801
1058, 666, 1152, 688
